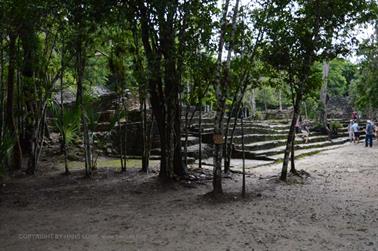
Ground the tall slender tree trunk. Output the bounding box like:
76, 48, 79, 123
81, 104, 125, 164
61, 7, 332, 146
198, 103, 202, 169
213, 0, 231, 194
140, 97, 148, 172
59, 37, 69, 175
224, 80, 248, 173
320, 62, 330, 138
61, 70, 69, 175
264, 89, 268, 113
241, 111, 246, 198
214, 0, 242, 194
251, 89, 256, 117
20, 26, 40, 174
184, 105, 189, 167
224, 83, 242, 174
132, 22, 150, 174
140, 97, 149, 173
16, 40, 23, 141
174, 98, 184, 176
6, 32, 22, 171
117, 99, 124, 171
281, 93, 302, 181
121, 99, 128, 173
303, 102, 308, 120
0, 33, 4, 141
138, 1, 185, 179
141, 97, 153, 173
290, 132, 296, 174
75, 28, 91, 176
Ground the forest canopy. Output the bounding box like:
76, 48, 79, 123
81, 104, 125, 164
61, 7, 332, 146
0, 0, 377, 193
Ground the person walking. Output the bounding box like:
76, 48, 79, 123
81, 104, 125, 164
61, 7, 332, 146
365, 120, 375, 147
347, 120, 354, 143
351, 121, 360, 144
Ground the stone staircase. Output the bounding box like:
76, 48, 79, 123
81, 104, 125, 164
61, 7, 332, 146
85, 102, 368, 170
185, 116, 367, 169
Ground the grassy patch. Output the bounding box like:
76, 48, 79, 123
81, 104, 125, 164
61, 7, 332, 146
58, 158, 159, 171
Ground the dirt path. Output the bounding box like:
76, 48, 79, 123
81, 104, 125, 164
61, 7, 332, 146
1, 143, 377, 251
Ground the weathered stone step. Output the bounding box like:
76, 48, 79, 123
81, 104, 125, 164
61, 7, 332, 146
190, 121, 291, 130
251, 137, 349, 157
191, 126, 289, 135
201, 131, 333, 145
181, 136, 199, 146
236, 135, 331, 151
268, 142, 350, 162
198, 141, 353, 172
232, 133, 289, 144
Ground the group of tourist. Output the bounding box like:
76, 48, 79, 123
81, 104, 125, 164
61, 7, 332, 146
348, 112, 377, 147
294, 112, 377, 147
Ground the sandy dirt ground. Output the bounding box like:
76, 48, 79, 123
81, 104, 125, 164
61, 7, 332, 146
0, 142, 378, 251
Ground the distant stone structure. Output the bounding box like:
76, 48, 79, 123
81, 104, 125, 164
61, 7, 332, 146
326, 96, 353, 119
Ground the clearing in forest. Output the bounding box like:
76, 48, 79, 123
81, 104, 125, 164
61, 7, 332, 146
1, 143, 377, 251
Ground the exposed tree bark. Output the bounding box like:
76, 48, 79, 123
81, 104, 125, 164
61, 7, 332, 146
140, 97, 149, 173
6, 32, 22, 171
20, 25, 39, 174
241, 110, 246, 198
213, 0, 231, 194
0, 33, 4, 141
145, 111, 154, 171
263, 88, 268, 112
75, 25, 91, 177
288, 80, 298, 175
280, 90, 302, 181
138, 2, 186, 179
121, 98, 127, 173
61, 66, 69, 175
58, 35, 69, 175
221, 4, 268, 174
320, 62, 329, 125
224, 75, 249, 174
183, 105, 190, 167
130, 23, 151, 173
224, 83, 243, 174
198, 103, 202, 169
251, 89, 256, 117
320, 61, 331, 139
290, 131, 297, 174
16, 40, 23, 141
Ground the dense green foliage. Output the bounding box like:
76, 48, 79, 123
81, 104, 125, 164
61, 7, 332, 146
0, 0, 376, 190
351, 28, 378, 116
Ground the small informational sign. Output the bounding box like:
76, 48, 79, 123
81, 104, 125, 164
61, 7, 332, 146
213, 134, 224, 144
